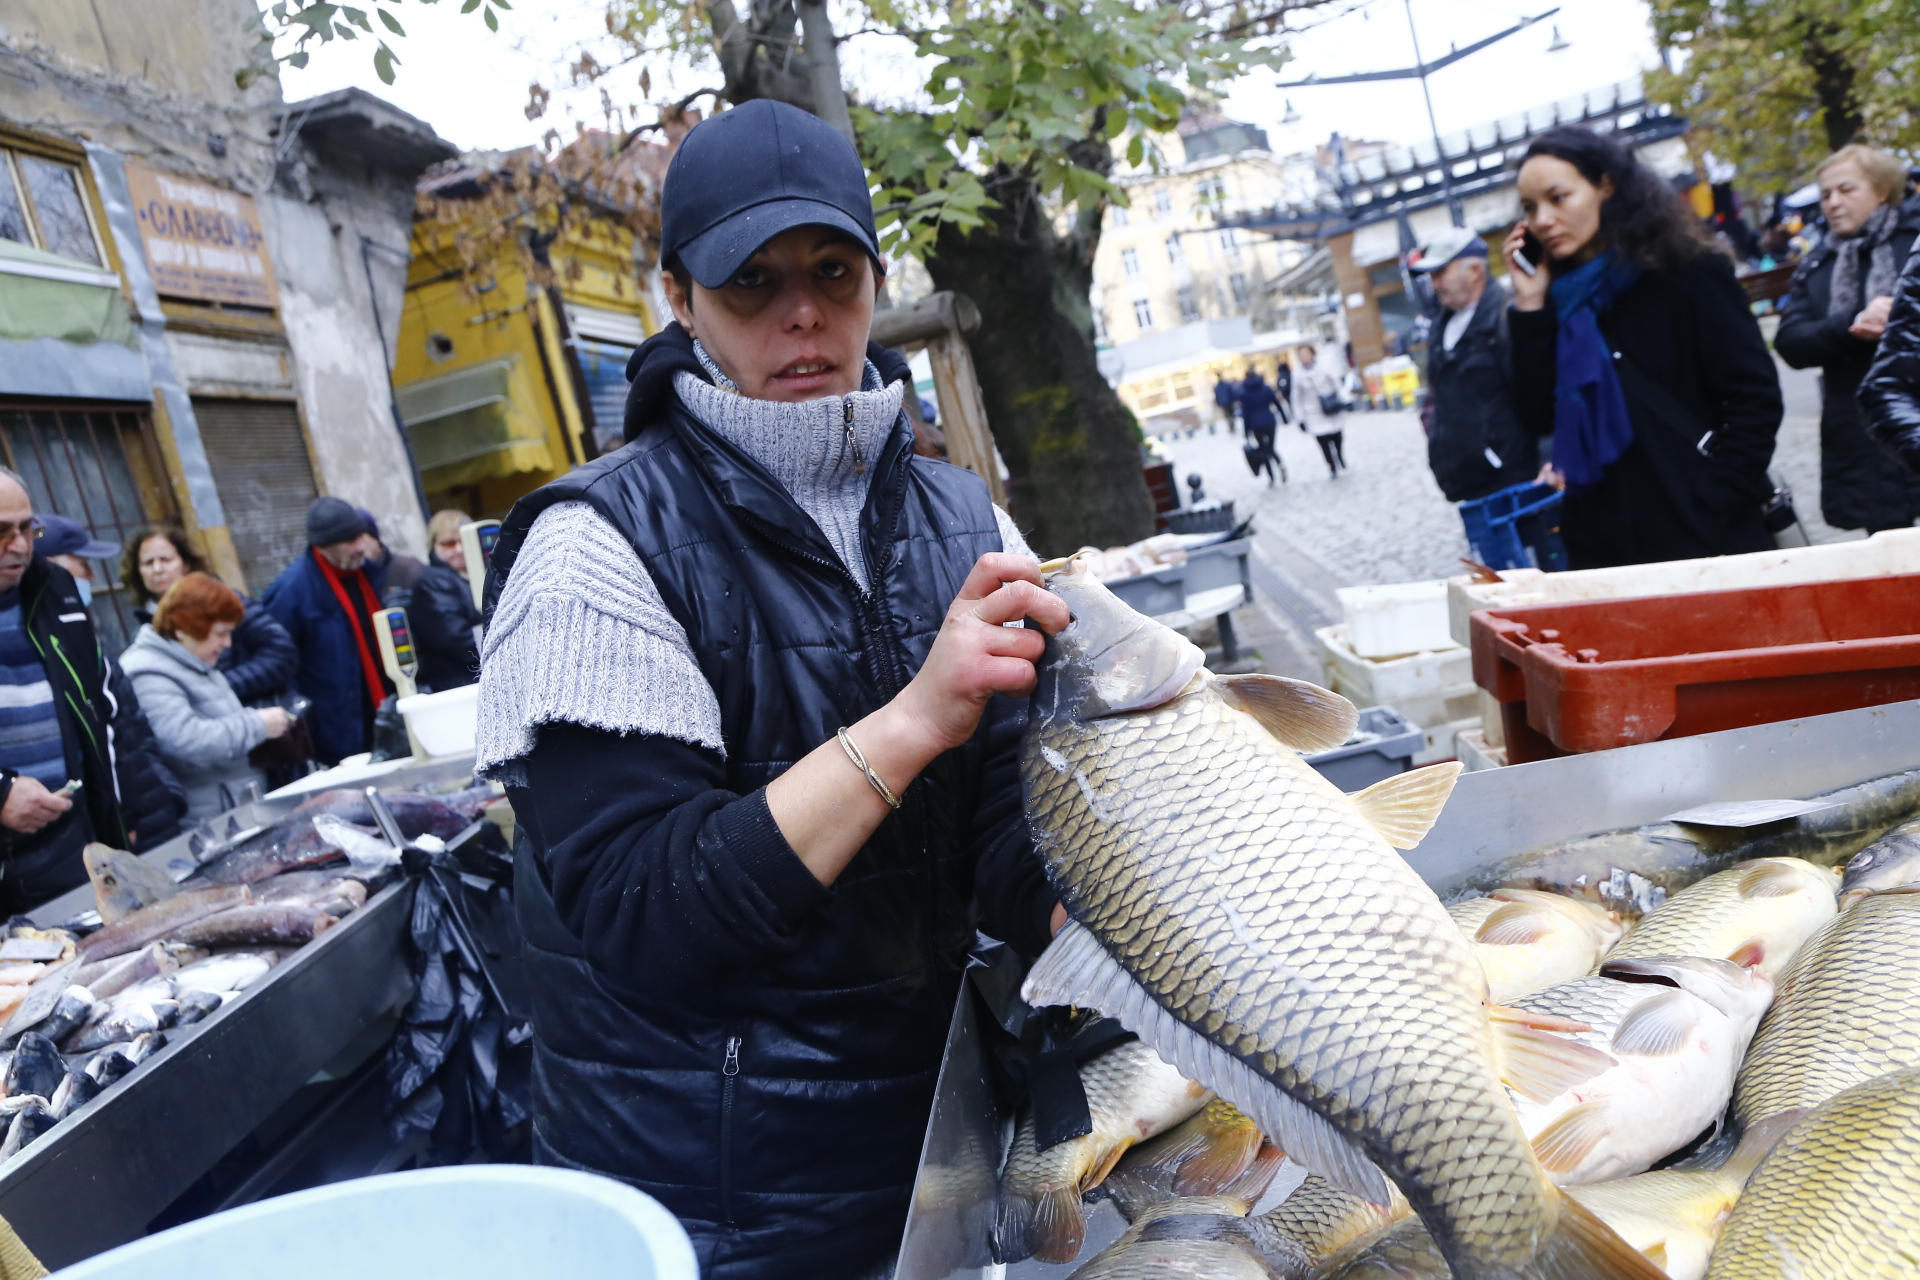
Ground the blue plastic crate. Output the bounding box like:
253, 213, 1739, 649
1459, 482, 1569, 572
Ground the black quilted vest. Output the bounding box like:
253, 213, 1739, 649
489, 327, 1009, 1278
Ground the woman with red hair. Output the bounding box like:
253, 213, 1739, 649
120, 573, 293, 822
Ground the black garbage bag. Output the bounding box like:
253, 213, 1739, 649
383, 820, 532, 1164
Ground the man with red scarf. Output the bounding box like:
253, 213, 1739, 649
262, 497, 395, 764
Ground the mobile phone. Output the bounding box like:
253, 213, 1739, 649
1513, 228, 1546, 277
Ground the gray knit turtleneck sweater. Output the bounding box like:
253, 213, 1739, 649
476, 356, 1030, 776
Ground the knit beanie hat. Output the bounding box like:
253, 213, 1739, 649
307, 496, 369, 548
355, 507, 382, 543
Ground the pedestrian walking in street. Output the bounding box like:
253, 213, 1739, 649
1212, 372, 1241, 435
475, 99, 1064, 1279
1775, 144, 1920, 533
1410, 229, 1540, 516
1272, 356, 1294, 425
1295, 344, 1348, 476
1860, 227, 1920, 473
1504, 125, 1782, 569
41, 516, 188, 850
261, 498, 394, 765
125, 526, 299, 708
121, 573, 294, 824
1239, 369, 1285, 484
408, 509, 482, 693
0, 471, 144, 911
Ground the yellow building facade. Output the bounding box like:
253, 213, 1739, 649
394, 217, 657, 518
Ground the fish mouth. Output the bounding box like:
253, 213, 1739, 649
1040, 556, 1207, 719
1599, 955, 1771, 1017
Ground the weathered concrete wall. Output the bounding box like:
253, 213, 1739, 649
260, 176, 429, 556
0, 0, 280, 189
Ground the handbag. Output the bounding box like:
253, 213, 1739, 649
1317, 391, 1346, 416
1242, 441, 1267, 474
247, 693, 315, 771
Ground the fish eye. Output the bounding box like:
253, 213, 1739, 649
1847, 850, 1875, 869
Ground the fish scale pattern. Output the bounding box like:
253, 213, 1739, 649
1603, 857, 1836, 979
1732, 890, 1920, 1126
1253, 1174, 1410, 1265
1023, 683, 1556, 1273
1706, 1065, 1920, 1279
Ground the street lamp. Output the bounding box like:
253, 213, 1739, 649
1281, 98, 1302, 126
1547, 25, 1571, 53
1278, 5, 1562, 228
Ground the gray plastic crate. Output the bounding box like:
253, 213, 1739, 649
1305, 705, 1424, 791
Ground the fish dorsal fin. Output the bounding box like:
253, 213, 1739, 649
1349, 762, 1464, 850
1531, 1099, 1610, 1173
1476, 901, 1554, 947
1609, 990, 1700, 1057
1488, 1005, 1615, 1104
1023, 921, 1394, 1206
1214, 675, 1357, 754
1642, 1241, 1669, 1271
1737, 859, 1811, 899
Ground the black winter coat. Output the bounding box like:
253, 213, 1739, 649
1510, 251, 1783, 569
1857, 241, 1920, 480
0, 556, 133, 911
219, 601, 299, 705
405, 556, 479, 693
489, 325, 1051, 1279
1774, 200, 1920, 531
106, 657, 187, 850
1425, 281, 1540, 502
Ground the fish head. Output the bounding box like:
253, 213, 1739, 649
83, 843, 180, 924
1838, 823, 1920, 908
1598, 955, 1774, 1024
1034, 556, 1207, 724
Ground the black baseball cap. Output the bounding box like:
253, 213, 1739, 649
661, 100, 883, 290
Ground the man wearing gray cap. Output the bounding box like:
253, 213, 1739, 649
1410, 227, 1538, 511
262, 497, 393, 764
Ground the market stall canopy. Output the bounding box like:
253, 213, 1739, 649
395, 356, 555, 489
0, 238, 150, 401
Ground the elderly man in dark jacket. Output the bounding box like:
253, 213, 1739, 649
1775, 145, 1920, 533
1412, 229, 1539, 505
262, 498, 394, 765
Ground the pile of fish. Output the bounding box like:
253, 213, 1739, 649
991, 556, 1920, 1280
0, 785, 491, 1169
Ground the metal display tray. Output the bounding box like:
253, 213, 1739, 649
0, 756, 478, 1269
894, 699, 1920, 1278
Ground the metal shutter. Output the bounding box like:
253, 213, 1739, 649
191, 398, 318, 596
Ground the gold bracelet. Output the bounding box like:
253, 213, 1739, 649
837, 727, 902, 810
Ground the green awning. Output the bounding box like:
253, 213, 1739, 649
395, 357, 554, 487
0, 238, 137, 348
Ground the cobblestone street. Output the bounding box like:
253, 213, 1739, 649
1152, 346, 1844, 683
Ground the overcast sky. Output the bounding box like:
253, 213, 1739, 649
277, 0, 1665, 159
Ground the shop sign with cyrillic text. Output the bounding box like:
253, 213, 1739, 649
125, 163, 279, 308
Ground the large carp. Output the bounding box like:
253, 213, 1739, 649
1018, 558, 1660, 1280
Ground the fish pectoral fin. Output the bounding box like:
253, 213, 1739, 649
1609, 990, 1701, 1057
1475, 900, 1554, 946
1024, 921, 1394, 1207
1213, 674, 1357, 754
1736, 859, 1812, 898
1489, 1006, 1615, 1104
1532, 1099, 1610, 1173
1348, 762, 1464, 850
1082, 1138, 1134, 1193
1725, 938, 1766, 969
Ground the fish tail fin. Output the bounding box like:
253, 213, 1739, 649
1170, 1122, 1267, 1197
1510, 1190, 1671, 1280
1218, 1141, 1288, 1209
1722, 1110, 1806, 1185
1018, 1186, 1087, 1265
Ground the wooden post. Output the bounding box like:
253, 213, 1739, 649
869, 291, 1006, 508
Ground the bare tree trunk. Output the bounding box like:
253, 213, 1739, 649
796, 0, 854, 141
1802, 20, 1863, 150
923, 166, 1155, 555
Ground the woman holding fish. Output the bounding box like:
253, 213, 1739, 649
475, 102, 1071, 1279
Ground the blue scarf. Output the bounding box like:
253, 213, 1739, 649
1549, 249, 1642, 490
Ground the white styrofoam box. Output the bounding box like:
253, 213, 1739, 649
398, 684, 479, 758
1314, 624, 1478, 732
1336, 579, 1455, 658
1412, 714, 1482, 768
1455, 727, 1508, 771
1445, 527, 1920, 649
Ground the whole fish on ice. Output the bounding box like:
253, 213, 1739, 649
1019, 558, 1660, 1280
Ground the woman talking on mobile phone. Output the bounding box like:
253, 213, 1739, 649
1503, 126, 1783, 569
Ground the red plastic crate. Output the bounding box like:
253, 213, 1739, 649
1468, 573, 1920, 759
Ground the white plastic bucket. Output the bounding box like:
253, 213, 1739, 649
397, 683, 479, 757
52, 1165, 697, 1280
